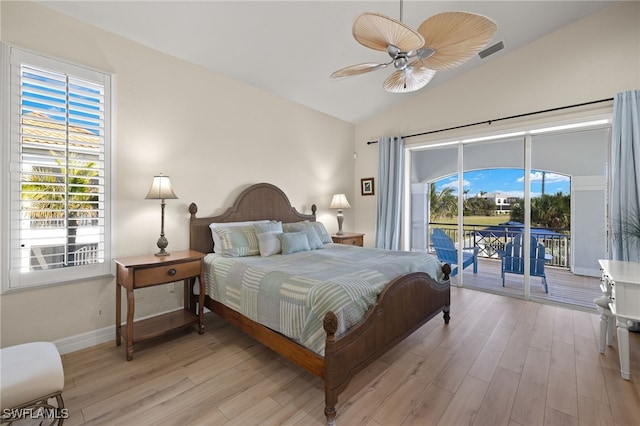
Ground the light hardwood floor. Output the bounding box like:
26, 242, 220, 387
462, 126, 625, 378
61, 287, 640, 425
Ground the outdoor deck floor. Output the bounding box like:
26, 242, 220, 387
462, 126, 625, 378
451, 257, 602, 311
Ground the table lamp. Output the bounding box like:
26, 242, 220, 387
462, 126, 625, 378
330, 193, 351, 235
145, 174, 178, 256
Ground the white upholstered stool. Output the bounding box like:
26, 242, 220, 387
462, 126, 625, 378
0, 342, 65, 425
594, 295, 615, 353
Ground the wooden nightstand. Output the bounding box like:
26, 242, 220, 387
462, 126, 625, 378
114, 250, 205, 360
331, 232, 364, 247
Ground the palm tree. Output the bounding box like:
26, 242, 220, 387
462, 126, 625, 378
430, 182, 457, 219
509, 192, 570, 229
21, 155, 99, 267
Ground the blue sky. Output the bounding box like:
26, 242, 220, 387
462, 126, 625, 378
435, 168, 570, 198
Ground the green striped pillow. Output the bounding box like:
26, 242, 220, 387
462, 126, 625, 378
214, 225, 260, 257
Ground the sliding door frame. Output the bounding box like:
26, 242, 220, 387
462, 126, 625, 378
404, 113, 611, 301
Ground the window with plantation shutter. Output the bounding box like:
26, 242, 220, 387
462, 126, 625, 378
2, 44, 113, 291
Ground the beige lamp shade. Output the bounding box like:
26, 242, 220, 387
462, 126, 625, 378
330, 194, 351, 210
145, 174, 178, 200
384, 60, 437, 93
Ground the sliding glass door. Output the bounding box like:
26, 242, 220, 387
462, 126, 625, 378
528, 127, 609, 305
410, 145, 459, 278
409, 120, 610, 307
462, 137, 525, 295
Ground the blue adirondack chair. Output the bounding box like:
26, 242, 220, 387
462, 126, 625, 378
431, 228, 478, 277
501, 234, 548, 293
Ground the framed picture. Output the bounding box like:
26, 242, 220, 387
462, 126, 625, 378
361, 178, 374, 196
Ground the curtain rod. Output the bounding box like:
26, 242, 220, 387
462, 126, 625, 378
366, 97, 614, 145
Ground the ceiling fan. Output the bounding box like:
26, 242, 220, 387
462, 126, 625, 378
330, 5, 498, 93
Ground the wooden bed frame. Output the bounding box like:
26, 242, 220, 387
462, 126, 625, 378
188, 183, 451, 425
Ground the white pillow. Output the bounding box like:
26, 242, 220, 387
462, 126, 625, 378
209, 220, 269, 252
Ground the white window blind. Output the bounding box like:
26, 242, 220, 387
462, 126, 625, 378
4, 45, 112, 290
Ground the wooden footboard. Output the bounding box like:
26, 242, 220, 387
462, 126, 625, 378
200, 265, 450, 426
322, 268, 451, 425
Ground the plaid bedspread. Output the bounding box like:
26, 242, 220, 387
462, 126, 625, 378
204, 244, 443, 355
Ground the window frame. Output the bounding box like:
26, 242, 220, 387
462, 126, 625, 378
1, 43, 114, 292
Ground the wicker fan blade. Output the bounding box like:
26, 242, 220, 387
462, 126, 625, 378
383, 61, 436, 93
330, 62, 389, 80
417, 11, 497, 71
353, 13, 425, 52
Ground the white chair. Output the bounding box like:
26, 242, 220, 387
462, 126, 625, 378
0, 342, 66, 424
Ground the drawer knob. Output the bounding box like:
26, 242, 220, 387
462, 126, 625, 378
167, 268, 177, 276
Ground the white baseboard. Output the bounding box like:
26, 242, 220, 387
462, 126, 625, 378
53, 307, 186, 355
54, 325, 114, 355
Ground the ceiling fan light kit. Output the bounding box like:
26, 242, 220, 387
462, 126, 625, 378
331, 9, 497, 94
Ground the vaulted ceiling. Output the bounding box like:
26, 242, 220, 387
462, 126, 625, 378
38, 1, 615, 123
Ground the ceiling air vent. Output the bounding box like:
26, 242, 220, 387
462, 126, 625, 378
478, 41, 504, 59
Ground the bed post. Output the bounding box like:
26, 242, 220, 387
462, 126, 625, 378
323, 311, 338, 426
441, 263, 451, 281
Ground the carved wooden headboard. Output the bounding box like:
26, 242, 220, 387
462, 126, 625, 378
189, 183, 317, 254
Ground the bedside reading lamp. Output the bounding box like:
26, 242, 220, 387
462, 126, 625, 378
330, 193, 351, 235
146, 174, 178, 256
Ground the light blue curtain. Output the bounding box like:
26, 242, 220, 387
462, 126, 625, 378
375, 136, 404, 250
611, 90, 640, 261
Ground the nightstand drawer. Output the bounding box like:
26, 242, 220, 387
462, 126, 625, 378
340, 236, 362, 246
134, 260, 201, 288
331, 233, 364, 247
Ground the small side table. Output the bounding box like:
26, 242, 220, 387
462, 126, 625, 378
114, 250, 205, 360
331, 232, 364, 247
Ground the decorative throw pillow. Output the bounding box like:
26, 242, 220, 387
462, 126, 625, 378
283, 221, 324, 249
279, 232, 311, 255
302, 225, 324, 249
214, 225, 260, 257
282, 222, 302, 233
254, 221, 283, 257
209, 220, 268, 253
309, 222, 333, 244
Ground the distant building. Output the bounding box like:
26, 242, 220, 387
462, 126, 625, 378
477, 192, 519, 214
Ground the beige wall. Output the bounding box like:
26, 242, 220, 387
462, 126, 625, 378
0, 1, 355, 348
353, 1, 640, 245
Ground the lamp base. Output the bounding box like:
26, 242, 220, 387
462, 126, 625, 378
155, 235, 169, 256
